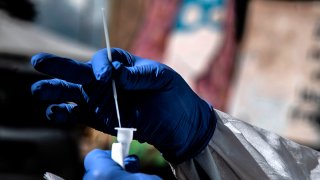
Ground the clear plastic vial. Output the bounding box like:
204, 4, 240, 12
111, 127, 136, 168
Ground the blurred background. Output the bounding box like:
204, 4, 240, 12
0, 0, 319, 179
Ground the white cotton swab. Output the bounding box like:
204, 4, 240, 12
101, 8, 122, 128
101, 8, 136, 170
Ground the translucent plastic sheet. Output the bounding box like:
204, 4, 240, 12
171, 110, 320, 180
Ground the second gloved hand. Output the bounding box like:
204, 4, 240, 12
84, 149, 161, 180
31, 48, 217, 164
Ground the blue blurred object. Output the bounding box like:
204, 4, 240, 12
31, 48, 217, 164
83, 149, 161, 180
175, 0, 226, 32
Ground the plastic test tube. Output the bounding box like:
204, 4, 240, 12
111, 127, 136, 168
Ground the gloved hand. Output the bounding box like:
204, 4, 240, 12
31, 48, 217, 164
84, 149, 161, 180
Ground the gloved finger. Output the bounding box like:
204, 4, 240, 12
84, 149, 114, 170
84, 149, 124, 180
46, 102, 116, 135
90, 48, 134, 82
90, 48, 173, 90
31, 79, 86, 103
90, 49, 112, 82
46, 103, 78, 123
113, 58, 175, 90
31, 52, 94, 84
84, 149, 140, 173
124, 155, 140, 173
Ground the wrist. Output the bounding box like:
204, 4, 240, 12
161, 104, 218, 164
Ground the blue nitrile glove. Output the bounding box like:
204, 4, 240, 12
84, 149, 161, 180
31, 48, 217, 164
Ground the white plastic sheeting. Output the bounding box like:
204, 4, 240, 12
172, 110, 320, 180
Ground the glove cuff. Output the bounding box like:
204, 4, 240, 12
162, 106, 218, 164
